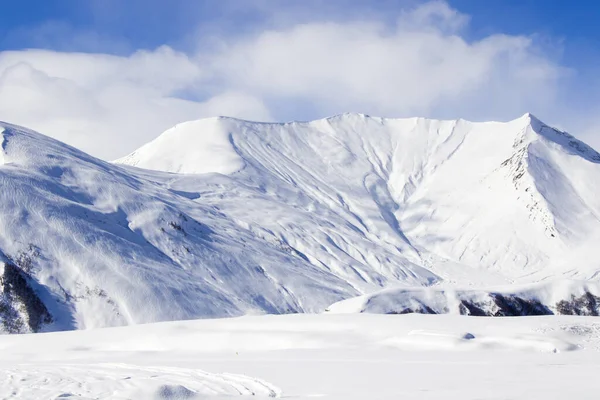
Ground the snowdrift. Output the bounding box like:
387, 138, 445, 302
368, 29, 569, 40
3, 313, 600, 398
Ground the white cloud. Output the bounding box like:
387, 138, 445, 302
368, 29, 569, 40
0, 48, 271, 159
398, 0, 469, 33
210, 20, 563, 120
0, 1, 574, 159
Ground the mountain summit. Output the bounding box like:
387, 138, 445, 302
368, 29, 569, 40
119, 113, 600, 281
1, 113, 599, 332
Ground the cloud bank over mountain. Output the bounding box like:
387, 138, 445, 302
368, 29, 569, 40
0, 1, 580, 160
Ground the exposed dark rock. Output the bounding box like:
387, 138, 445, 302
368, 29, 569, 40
556, 293, 600, 316
459, 300, 489, 316
489, 293, 553, 316
399, 292, 600, 317
0, 262, 53, 332
0, 296, 25, 333
388, 295, 553, 317
458, 294, 552, 316
169, 221, 185, 234
12, 244, 40, 274
386, 303, 437, 315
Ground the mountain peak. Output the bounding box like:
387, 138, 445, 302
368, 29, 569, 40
520, 112, 537, 120
1, 113, 600, 332
116, 117, 245, 175
520, 114, 600, 163
116, 112, 600, 177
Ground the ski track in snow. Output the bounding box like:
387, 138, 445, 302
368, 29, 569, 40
0, 364, 280, 399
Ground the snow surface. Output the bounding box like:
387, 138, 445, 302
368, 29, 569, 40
118, 112, 600, 286
0, 112, 600, 331
117, 118, 245, 175
1, 313, 600, 399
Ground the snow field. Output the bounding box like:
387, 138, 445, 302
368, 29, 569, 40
1, 314, 600, 399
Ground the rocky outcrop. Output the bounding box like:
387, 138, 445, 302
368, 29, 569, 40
0, 263, 53, 333
556, 293, 600, 316
384, 293, 599, 317
328, 281, 600, 317
458, 294, 553, 317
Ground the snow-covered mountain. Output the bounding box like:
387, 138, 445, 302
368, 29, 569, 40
118, 113, 600, 283
1, 113, 600, 332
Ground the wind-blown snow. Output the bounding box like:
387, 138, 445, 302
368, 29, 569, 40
0, 121, 354, 332
0, 112, 600, 331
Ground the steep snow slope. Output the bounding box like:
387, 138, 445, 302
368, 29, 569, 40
1, 112, 599, 333
119, 113, 600, 287
0, 122, 355, 333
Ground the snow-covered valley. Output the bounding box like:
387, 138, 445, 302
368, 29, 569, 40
1, 314, 600, 399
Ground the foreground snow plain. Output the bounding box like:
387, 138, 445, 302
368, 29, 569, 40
1, 313, 599, 399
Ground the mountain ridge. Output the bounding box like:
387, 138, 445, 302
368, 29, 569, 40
116, 112, 600, 283
1, 113, 599, 332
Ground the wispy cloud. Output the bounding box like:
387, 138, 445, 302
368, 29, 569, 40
2, 20, 131, 54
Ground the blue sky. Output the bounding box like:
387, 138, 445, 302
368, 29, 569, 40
0, 2, 594, 51
2, 1, 597, 58
0, 0, 599, 158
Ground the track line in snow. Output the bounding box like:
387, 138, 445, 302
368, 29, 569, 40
0, 363, 281, 399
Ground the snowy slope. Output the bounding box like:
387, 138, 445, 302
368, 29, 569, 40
1, 112, 599, 332
119, 113, 600, 286
117, 118, 245, 175
0, 122, 355, 333
1, 313, 600, 399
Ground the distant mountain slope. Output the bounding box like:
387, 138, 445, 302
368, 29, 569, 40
1, 112, 599, 332
120, 113, 600, 286
327, 280, 600, 316
0, 122, 355, 333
